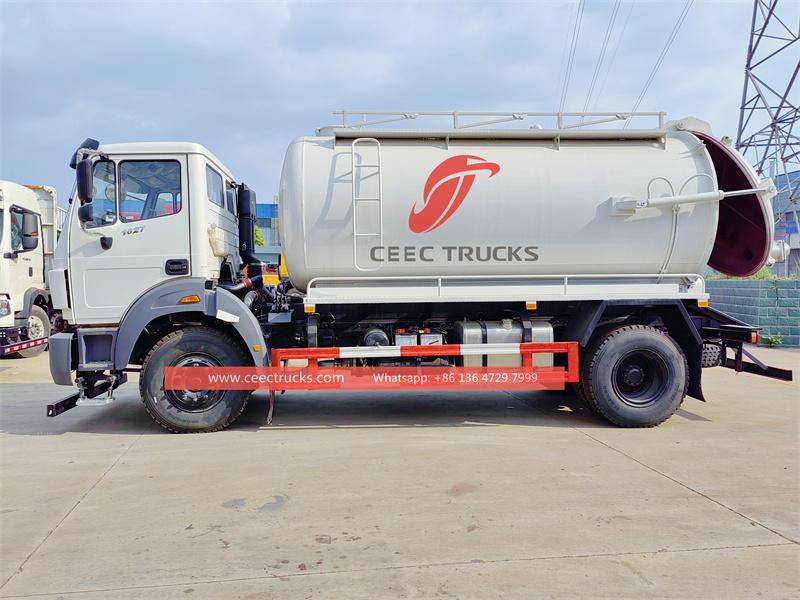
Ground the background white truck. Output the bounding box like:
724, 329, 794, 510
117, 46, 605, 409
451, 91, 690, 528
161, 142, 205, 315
0, 181, 64, 358
45, 112, 792, 432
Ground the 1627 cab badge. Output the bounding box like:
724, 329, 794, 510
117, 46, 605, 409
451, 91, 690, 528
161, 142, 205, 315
122, 225, 145, 236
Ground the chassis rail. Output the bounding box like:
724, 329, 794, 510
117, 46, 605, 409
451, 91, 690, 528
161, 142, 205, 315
268, 341, 579, 425
270, 341, 580, 380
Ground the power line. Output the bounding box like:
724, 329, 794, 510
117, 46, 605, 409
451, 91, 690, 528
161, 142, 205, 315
558, 0, 586, 114
625, 0, 694, 124
582, 0, 622, 115
592, 0, 636, 110
553, 3, 578, 112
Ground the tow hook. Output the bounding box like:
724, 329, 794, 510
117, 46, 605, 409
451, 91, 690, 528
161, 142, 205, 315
46, 373, 128, 417
77, 374, 120, 407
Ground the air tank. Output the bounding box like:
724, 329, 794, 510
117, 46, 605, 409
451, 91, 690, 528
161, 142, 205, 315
278, 118, 777, 292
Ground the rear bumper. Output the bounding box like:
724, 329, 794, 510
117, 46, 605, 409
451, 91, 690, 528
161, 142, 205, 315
690, 305, 793, 382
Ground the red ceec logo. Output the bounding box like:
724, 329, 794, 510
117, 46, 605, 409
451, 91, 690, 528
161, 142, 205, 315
408, 155, 500, 234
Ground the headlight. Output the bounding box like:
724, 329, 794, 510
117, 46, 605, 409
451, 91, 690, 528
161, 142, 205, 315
0, 299, 10, 317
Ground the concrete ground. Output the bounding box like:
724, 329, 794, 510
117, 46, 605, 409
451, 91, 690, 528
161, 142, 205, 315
0, 348, 797, 599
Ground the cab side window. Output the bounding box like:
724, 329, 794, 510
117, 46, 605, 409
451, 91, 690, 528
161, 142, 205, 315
118, 160, 181, 223
83, 160, 181, 226
89, 161, 117, 228
155, 192, 180, 216
225, 185, 237, 215
206, 166, 224, 207
9, 210, 23, 251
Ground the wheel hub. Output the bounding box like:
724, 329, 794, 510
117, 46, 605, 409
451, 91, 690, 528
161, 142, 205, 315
621, 364, 645, 387
611, 350, 669, 408
166, 353, 224, 412
27, 314, 44, 339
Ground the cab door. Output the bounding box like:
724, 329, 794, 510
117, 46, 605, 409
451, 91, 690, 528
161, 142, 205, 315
69, 155, 190, 324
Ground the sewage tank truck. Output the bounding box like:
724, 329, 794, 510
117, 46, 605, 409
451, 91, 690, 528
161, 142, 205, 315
46, 111, 792, 432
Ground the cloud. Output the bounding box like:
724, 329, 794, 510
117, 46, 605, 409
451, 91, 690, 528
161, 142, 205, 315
0, 0, 787, 206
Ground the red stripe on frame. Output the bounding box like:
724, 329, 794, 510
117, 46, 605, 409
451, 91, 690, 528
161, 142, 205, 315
269, 341, 580, 384
399, 344, 462, 357
270, 347, 340, 363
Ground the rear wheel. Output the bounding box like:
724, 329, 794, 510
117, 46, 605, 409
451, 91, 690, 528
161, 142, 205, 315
14, 305, 50, 358
140, 327, 251, 433
582, 325, 687, 427
576, 324, 617, 414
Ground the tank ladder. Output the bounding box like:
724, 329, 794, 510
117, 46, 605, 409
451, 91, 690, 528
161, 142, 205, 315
351, 137, 383, 271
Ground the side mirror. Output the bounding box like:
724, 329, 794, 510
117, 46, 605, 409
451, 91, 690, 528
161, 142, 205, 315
76, 159, 93, 203
21, 212, 39, 251
78, 203, 94, 224
69, 138, 100, 169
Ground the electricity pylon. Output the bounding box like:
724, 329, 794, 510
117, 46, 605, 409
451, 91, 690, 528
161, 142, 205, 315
735, 0, 799, 241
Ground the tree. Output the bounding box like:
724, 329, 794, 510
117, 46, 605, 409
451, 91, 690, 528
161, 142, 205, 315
253, 224, 266, 247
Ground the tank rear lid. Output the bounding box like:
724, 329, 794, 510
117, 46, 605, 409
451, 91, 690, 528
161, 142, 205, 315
695, 132, 774, 277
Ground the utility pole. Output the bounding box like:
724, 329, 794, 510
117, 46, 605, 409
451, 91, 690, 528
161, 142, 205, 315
735, 0, 800, 275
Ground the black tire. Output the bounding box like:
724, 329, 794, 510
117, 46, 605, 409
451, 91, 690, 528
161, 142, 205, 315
576, 324, 619, 414
701, 343, 722, 368
574, 376, 598, 414
14, 305, 50, 358
582, 325, 688, 428
140, 327, 251, 433
571, 380, 606, 419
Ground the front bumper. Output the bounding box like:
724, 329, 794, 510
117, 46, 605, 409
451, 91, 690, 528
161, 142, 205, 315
0, 327, 22, 344
49, 332, 76, 385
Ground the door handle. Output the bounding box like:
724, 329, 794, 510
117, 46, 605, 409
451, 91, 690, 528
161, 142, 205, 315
165, 259, 189, 276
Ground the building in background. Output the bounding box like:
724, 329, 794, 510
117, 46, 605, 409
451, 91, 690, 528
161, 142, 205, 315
255, 200, 280, 265
772, 170, 799, 278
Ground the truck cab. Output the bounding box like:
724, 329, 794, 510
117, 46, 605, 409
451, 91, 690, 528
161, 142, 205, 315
0, 181, 61, 357
50, 142, 242, 326
48, 139, 270, 431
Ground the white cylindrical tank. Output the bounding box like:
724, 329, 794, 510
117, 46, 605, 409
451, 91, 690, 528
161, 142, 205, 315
278, 121, 774, 292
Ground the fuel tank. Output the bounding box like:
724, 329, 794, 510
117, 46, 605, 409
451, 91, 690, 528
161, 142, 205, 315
278, 119, 776, 292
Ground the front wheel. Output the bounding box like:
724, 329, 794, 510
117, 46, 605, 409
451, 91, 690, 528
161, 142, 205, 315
13, 305, 51, 358
581, 325, 688, 428
140, 327, 251, 433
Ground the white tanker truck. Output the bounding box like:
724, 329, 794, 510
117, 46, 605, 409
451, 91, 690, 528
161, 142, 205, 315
46, 112, 792, 432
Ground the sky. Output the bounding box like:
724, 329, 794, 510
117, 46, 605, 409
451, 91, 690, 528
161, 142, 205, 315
1, 0, 797, 208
